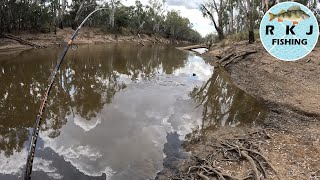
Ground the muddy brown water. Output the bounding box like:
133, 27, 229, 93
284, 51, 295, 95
0, 44, 266, 180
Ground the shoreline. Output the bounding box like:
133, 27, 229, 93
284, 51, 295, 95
157, 41, 320, 179
0, 27, 190, 53
1, 34, 319, 178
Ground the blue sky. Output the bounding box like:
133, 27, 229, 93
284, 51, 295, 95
122, 0, 215, 37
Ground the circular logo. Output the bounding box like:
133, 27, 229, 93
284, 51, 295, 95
259, 2, 319, 61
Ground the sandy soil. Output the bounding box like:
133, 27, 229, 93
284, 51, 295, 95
157, 42, 320, 180
0, 28, 180, 53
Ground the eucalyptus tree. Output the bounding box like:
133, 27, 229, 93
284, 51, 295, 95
227, 0, 236, 33
148, 0, 166, 32
261, 0, 278, 13
107, 0, 123, 28
200, 0, 227, 40
58, 0, 68, 29
70, 0, 97, 29
130, 0, 147, 33
0, 0, 202, 42
237, 0, 257, 43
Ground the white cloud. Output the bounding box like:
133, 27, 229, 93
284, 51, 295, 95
33, 158, 63, 179
166, 0, 200, 9
74, 115, 102, 131
167, 5, 214, 36
123, 0, 215, 36
38, 56, 210, 179
0, 148, 27, 175
173, 53, 213, 81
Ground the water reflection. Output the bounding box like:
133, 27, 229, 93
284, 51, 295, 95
188, 68, 266, 140
0, 44, 265, 180
0, 44, 214, 179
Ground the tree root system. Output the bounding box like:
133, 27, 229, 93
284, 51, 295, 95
169, 129, 279, 180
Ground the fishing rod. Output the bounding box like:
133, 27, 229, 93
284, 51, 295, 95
24, 8, 107, 180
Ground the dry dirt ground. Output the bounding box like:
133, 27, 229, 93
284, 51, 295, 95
0, 27, 177, 52
157, 42, 320, 180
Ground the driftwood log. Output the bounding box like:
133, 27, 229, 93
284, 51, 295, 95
2, 33, 46, 48
177, 44, 208, 51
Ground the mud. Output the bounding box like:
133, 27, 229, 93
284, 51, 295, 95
157, 41, 320, 180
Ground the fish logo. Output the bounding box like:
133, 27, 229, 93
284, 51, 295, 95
260, 2, 319, 61
269, 6, 310, 25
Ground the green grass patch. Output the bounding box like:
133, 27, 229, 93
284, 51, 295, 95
226, 30, 260, 42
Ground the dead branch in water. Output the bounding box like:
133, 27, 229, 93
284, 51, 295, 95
177, 44, 208, 51
2, 33, 46, 48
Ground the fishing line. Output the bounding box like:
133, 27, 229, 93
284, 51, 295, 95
24, 8, 107, 180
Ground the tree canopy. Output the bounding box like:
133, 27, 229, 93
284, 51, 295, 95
0, 0, 202, 42
201, 0, 320, 43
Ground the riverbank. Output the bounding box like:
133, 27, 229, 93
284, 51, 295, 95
157, 41, 320, 179
0, 28, 186, 53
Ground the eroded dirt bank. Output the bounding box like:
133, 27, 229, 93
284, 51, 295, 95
0, 28, 181, 53
157, 42, 320, 180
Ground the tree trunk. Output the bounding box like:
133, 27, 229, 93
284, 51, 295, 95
230, 6, 234, 33
109, 0, 116, 29
58, 0, 66, 29
201, 4, 224, 40
109, 9, 115, 28
217, 29, 224, 40
59, 21, 63, 29
248, 30, 254, 43
248, 0, 255, 44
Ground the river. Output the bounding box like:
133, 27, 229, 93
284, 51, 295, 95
0, 44, 266, 180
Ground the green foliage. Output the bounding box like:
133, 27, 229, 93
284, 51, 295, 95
0, 0, 202, 42
202, 0, 319, 43
114, 6, 131, 30
0, 0, 55, 33
226, 30, 260, 42
164, 10, 202, 42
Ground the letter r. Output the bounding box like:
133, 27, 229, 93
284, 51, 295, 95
266, 25, 274, 35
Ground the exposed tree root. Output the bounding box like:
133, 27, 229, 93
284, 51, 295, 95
169, 129, 279, 180
240, 151, 259, 179
218, 50, 257, 67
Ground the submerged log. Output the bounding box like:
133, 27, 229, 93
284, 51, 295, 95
2, 33, 46, 48
177, 44, 208, 51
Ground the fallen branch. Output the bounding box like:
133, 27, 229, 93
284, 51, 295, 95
177, 44, 208, 51
139, 41, 145, 46
137, 33, 145, 46
148, 38, 156, 44
223, 50, 257, 67
218, 53, 234, 63
3, 33, 46, 48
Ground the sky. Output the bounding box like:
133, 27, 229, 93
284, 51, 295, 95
122, 0, 215, 37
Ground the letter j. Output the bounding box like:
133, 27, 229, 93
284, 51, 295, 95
306, 25, 313, 35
